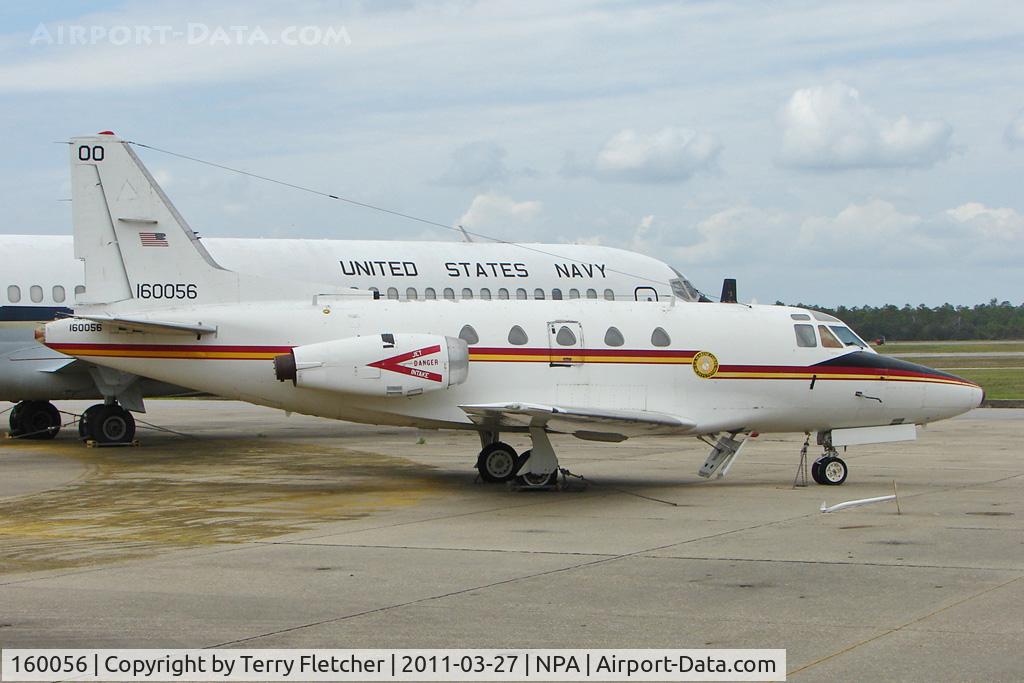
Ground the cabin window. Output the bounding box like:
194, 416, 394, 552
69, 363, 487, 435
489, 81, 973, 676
604, 326, 624, 347
794, 324, 817, 347
480, 288, 492, 300
443, 287, 455, 300
818, 325, 843, 348
552, 289, 563, 300
386, 287, 399, 300
508, 325, 529, 345
604, 289, 615, 301
369, 286, 380, 296
497, 288, 509, 300
7, 285, 20, 303
555, 325, 577, 346
534, 288, 545, 300
406, 287, 418, 300
29, 285, 43, 303
586, 288, 597, 299
52, 285, 66, 303
74, 285, 85, 296
461, 287, 474, 299
424, 287, 437, 300
568, 288, 580, 299
651, 327, 671, 347
516, 288, 527, 300
459, 324, 479, 345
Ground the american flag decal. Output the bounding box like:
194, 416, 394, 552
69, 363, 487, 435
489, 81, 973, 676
139, 232, 169, 247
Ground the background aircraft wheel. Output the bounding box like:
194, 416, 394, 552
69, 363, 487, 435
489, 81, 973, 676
476, 442, 519, 482
17, 401, 61, 440
79, 404, 105, 440
9, 401, 26, 435
89, 405, 136, 445
818, 456, 848, 485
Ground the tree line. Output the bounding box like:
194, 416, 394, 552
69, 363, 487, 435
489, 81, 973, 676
779, 300, 1024, 341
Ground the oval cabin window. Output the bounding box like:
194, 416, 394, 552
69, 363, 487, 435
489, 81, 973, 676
29, 285, 43, 303
651, 327, 671, 347
508, 325, 529, 345
604, 327, 624, 347
52, 285, 66, 303
7, 285, 20, 303
555, 325, 577, 346
459, 324, 480, 345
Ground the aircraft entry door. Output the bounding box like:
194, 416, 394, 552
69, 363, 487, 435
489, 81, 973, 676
547, 321, 584, 367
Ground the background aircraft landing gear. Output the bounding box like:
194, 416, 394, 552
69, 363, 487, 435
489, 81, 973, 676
811, 452, 848, 485
79, 403, 136, 445
476, 441, 520, 482
9, 400, 61, 439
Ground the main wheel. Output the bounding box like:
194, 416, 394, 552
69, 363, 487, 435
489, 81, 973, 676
9, 401, 25, 435
514, 449, 559, 488
78, 404, 105, 440
816, 456, 848, 485
88, 405, 136, 445
18, 401, 61, 440
476, 442, 519, 482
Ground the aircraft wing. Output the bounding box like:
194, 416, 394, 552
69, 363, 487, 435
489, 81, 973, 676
74, 315, 217, 336
460, 402, 696, 441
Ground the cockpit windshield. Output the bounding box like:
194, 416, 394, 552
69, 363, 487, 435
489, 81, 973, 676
669, 268, 701, 302
829, 325, 868, 348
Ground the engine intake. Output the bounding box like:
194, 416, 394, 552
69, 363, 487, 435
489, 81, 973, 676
274, 333, 469, 398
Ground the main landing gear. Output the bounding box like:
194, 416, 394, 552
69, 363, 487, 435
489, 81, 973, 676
811, 433, 848, 485
8, 400, 61, 439
78, 403, 137, 445
475, 428, 560, 488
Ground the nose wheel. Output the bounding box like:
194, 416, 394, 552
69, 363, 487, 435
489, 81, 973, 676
79, 403, 136, 445
812, 453, 848, 485
476, 441, 520, 482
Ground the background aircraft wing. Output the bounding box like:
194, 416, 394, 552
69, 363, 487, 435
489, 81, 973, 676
74, 315, 217, 336
460, 402, 696, 441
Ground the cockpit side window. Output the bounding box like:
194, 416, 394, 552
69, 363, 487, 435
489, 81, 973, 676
794, 324, 817, 347
829, 325, 867, 348
818, 325, 843, 348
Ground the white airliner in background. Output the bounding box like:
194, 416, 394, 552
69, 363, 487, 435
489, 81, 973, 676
40, 133, 983, 488
2, 235, 702, 440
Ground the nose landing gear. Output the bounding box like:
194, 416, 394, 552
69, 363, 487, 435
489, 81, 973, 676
811, 433, 848, 485
78, 403, 136, 445
474, 428, 561, 488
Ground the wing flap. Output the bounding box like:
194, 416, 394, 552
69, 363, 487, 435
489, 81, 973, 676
461, 402, 696, 439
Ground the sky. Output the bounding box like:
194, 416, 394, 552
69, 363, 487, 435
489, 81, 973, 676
0, 0, 1021, 306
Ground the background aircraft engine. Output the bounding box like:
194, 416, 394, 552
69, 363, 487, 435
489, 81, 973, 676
273, 333, 469, 397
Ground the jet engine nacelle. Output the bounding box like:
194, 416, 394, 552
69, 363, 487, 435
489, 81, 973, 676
273, 333, 469, 398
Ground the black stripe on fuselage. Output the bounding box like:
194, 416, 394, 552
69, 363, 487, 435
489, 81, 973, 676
813, 350, 969, 383
0, 305, 73, 322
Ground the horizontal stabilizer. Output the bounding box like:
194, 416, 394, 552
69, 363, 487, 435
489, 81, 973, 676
461, 402, 696, 440
74, 314, 217, 336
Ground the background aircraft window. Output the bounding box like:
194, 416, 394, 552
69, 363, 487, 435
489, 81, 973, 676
552, 289, 563, 300
533, 288, 545, 300
443, 287, 455, 300
74, 285, 85, 296
508, 325, 528, 345
568, 288, 580, 299
30, 285, 43, 303
406, 287, 418, 300
794, 324, 817, 347
790, 313, 811, 321
387, 287, 399, 300
604, 326, 624, 347
7, 285, 20, 303
586, 288, 597, 299
555, 325, 577, 346
829, 325, 867, 348
52, 285, 66, 303
818, 325, 843, 348
462, 287, 474, 299
369, 286, 380, 295
516, 288, 527, 300
480, 288, 492, 300
459, 324, 479, 345
651, 327, 671, 347
604, 289, 615, 300
424, 287, 437, 300
497, 288, 509, 300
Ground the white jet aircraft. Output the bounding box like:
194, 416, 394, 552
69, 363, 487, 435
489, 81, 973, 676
3, 217, 700, 441
41, 133, 983, 487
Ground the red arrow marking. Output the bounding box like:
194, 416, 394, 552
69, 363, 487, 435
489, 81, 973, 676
368, 344, 444, 383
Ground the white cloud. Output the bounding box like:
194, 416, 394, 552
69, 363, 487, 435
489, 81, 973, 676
779, 82, 954, 170
457, 192, 542, 232
575, 127, 721, 183
436, 141, 509, 186
1004, 110, 1024, 149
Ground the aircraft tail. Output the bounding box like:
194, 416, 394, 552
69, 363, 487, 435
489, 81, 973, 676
70, 132, 330, 309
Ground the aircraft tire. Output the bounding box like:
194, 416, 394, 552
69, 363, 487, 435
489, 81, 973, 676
810, 459, 824, 485
18, 401, 61, 440
8, 401, 25, 435
476, 442, 519, 482
79, 404, 105, 440
817, 456, 848, 485
515, 465, 558, 488
89, 405, 136, 445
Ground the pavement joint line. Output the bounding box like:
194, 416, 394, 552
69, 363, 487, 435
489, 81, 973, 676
635, 554, 1024, 573
786, 574, 1023, 678
257, 540, 623, 558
